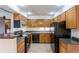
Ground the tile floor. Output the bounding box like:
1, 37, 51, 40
28, 43, 53, 53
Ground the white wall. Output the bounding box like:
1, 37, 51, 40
0, 38, 17, 53
0, 6, 17, 53
0, 8, 12, 33
0, 8, 11, 19
71, 29, 79, 38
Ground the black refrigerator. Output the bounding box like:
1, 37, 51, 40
51, 21, 71, 53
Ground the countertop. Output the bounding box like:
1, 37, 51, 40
59, 38, 79, 45
0, 34, 16, 39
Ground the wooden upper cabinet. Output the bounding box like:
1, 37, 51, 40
13, 13, 20, 20
52, 5, 79, 30
76, 5, 79, 30
54, 17, 58, 22
57, 15, 61, 22
61, 12, 66, 21
66, 6, 77, 29
27, 19, 51, 27
4, 19, 10, 29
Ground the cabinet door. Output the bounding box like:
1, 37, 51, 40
57, 15, 61, 22
17, 37, 25, 53
40, 33, 51, 43
60, 46, 67, 53
66, 6, 77, 29
13, 13, 20, 20
54, 17, 58, 22
76, 5, 79, 30
59, 40, 67, 53
5, 19, 10, 29
68, 45, 79, 53
61, 12, 66, 21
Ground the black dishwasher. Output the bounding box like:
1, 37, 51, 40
32, 33, 40, 43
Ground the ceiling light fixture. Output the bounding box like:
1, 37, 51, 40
49, 12, 54, 15
56, 5, 63, 7
27, 11, 32, 15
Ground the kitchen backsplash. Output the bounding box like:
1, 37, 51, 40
71, 29, 79, 38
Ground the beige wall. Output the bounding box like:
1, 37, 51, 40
0, 38, 17, 53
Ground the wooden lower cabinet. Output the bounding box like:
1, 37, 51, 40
59, 40, 79, 53
32, 33, 53, 43
60, 46, 67, 53
59, 40, 67, 53
17, 37, 25, 53
68, 45, 79, 53
40, 33, 51, 43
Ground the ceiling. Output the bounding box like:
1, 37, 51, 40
17, 5, 64, 16
0, 5, 65, 19
0, 5, 16, 13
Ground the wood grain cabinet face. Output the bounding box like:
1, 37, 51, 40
27, 19, 51, 27
60, 46, 67, 53
5, 20, 10, 29
13, 13, 20, 20
59, 40, 79, 53
76, 5, 79, 30
59, 40, 67, 53
61, 12, 66, 21
68, 45, 79, 53
66, 6, 77, 29
17, 37, 25, 53
54, 17, 58, 22
40, 33, 51, 43
57, 16, 61, 22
